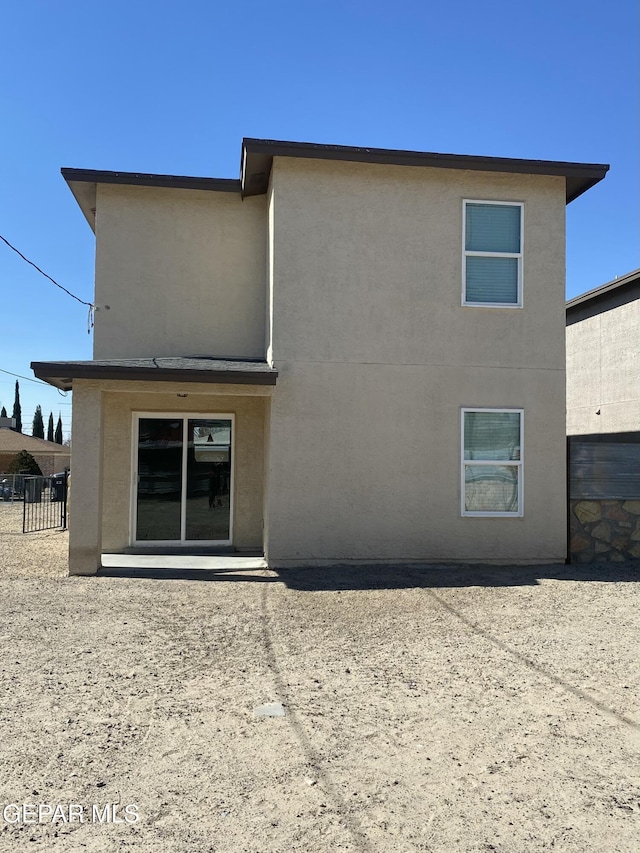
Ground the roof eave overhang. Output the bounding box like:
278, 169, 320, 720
240, 138, 609, 203
60, 142, 609, 216
566, 268, 640, 324
61, 168, 242, 231
64, 178, 98, 231
31, 361, 278, 392
566, 267, 640, 310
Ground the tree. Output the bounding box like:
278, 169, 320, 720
12, 381, 22, 433
0, 406, 6, 418
47, 412, 54, 442
7, 450, 42, 475
55, 414, 63, 445
32, 405, 45, 439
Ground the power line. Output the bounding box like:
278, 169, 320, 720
8, 408, 70, 416
0, 233, 95, 332
0, 366, 49, 386
22, 410, 71, 417
1, 234, 92, 306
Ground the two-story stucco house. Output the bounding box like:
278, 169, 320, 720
32, 139, 608, 575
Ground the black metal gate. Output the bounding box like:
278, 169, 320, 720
22, 473, 67, 533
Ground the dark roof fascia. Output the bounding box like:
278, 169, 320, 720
241, 138, 609, 203
62, 170, 241, 231
61, 168, 241, 194
566, 267, 640, 309
31, 359, 278, 392
566, 268, 640, 325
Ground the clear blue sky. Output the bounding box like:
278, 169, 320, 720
1, 0, 638, 439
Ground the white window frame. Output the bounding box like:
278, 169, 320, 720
462, 199, 524, 308
461, 407, 524, 518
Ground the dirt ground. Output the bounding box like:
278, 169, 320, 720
0, 503, 638, 852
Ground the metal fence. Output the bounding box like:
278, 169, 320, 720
19, 473, 68, 533
569, 434, 640, 500
1, 471, 68, 533
1, 473, 26, 503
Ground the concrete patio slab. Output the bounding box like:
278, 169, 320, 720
101, 553, 267, 570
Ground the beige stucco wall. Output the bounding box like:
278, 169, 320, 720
69, 379, 270, 571
266, 363, 566, 564
264, 158, 567, 564
267, 159, 566, 368
566, 299, 640, 435
93, 185, 267, 360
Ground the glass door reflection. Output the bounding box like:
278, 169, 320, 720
134, 415, 232, 544
186, 419, 232, 542
136, 418, 183, 541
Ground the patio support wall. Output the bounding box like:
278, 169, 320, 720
69, 381, 104, 575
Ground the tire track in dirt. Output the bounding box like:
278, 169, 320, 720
423, 585, 640, 731
259, 576, 375, 853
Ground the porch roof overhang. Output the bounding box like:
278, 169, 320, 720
31, 357, 278, 392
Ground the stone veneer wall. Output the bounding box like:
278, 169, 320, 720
570, 500, 640, 562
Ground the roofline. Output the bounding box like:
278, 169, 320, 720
240, 138, 609, 203
60, 138, 610, 226
61, 168, 241, 193
31, 359, 278, 392
61, 169, 241, 230
0, 434, 70, 451
566, 267, 640, 311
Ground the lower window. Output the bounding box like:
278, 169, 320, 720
462, 408, 523, 517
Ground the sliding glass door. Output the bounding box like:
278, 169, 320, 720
134, 414, 233, 545
185, 419, 232, 541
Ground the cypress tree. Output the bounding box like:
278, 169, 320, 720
47, 412, 54, 442
0, 406, 6, 418
55, 414, 63, 445
32, 405, 45, 439
12, 381, 22, 433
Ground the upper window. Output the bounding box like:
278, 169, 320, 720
463, 201, 523, 307
462, 408, 523, 517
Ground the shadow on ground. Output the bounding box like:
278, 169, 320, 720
96, 562, 639, 589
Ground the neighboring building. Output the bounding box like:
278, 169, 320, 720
566, 269, 640, 562
566, 268, 639, 436
0, 421, 70, 477
32, 139, 608, 575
